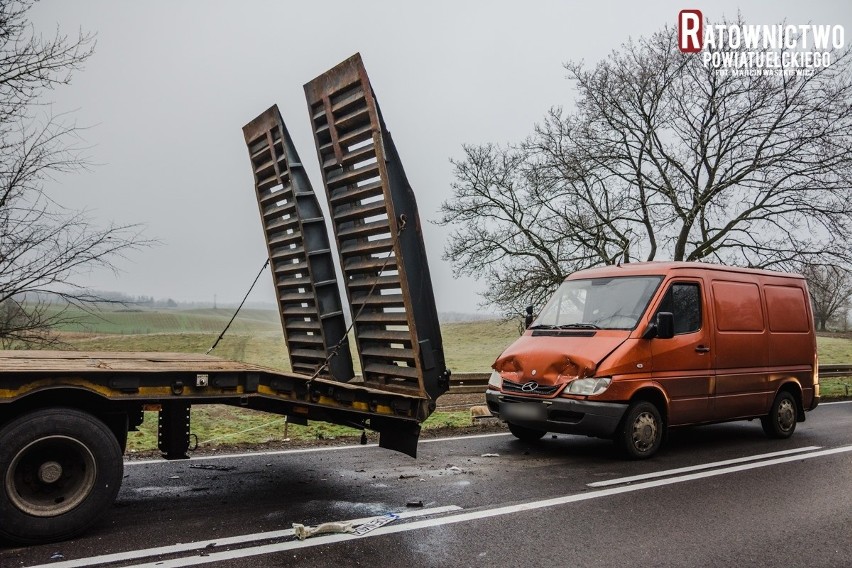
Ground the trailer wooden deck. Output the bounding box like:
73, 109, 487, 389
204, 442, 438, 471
0, 350, 271, 373
0, 350, 430, 430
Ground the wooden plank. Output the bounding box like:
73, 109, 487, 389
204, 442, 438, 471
0, 351, 270, 373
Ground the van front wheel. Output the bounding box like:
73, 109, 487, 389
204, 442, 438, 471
761, 391, 797, 439
618, 401, 663, 459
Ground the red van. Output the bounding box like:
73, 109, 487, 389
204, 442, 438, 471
485, 262, 820, 458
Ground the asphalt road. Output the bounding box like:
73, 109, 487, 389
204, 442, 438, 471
2, 401, 851, 568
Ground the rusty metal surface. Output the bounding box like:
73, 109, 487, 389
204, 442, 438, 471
304, 53, 448, 400
242, 107, 354, 381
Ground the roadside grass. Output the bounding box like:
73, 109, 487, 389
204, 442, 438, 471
126, 407, 473, 453
815, 335, 852, 364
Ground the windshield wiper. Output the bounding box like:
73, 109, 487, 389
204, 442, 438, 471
528, 324, 557, 330
557, 322, 600, 329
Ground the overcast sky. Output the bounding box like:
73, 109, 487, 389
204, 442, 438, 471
29, 1, 851, 314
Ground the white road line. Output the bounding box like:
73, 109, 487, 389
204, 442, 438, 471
421, 432, 511, 444
820, 400, 852, 405
120, 444, 852, 568
25, 506, 462, 568
587, 445, 822, 487
124, 432, 511, 466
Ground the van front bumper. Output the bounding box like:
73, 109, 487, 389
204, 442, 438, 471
485, 390, 628, 438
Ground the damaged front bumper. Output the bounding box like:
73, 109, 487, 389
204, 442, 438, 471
485, 389, 628, 438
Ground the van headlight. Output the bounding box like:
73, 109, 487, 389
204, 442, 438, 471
488, 370, 503, 389
566, 377, 611, 396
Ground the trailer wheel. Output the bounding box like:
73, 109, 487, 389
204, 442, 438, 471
0, 408, 124, 544
507, 422, 546, 442
761, 390, 797, 439
617, 401, 663, 459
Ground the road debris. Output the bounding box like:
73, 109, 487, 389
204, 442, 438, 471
352, 513, 399, 536
292, 512, 402, 541
480, 453, 500, 457
406, 499, 424, 508
189, 464, 236, 472
292, 521, 354, 540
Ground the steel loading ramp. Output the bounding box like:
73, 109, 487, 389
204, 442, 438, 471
243, 107, 355, 382
304, 53, 449, 402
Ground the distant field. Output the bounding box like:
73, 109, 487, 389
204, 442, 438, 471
47, 305, 852, 370
49, 305, 522, 373
44, 305, 281, 336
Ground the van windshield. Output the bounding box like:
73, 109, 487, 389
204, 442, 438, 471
531, 276, 663, 330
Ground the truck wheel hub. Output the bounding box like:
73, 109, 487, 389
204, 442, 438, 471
37, 461, 63, 484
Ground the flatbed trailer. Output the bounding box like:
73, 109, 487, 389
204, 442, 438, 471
0, 53, 449, 544
0, 351, 431, 544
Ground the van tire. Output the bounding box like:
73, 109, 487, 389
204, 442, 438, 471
0, 408, 124, 544
507, 422, 546, 442
618, 401, 663, 459
761, 391, 797, 439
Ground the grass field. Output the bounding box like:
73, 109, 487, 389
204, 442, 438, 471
55, 307, 522, 373
14, 306, 852, 452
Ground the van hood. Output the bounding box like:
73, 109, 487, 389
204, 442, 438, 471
493, 333, 627, 385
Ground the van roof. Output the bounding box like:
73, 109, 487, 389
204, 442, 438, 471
567, 261, 805, 281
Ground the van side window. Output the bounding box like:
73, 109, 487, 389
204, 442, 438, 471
657, 283, 701, 334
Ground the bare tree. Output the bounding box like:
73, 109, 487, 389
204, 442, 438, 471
801, 264, 852, 332
0, 0, 147, 347
439, 21, 852, 316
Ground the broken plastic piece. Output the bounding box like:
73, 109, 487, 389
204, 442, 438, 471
480, 453, 500, 457
292, 521, 354, 541
352, 513, 400, 536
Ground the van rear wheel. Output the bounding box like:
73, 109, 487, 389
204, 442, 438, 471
507, 422, 546, 442
617, 401, 663, 459
761, 391, 797, 439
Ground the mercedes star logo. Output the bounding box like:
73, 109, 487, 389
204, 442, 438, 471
521, 381, 539, 392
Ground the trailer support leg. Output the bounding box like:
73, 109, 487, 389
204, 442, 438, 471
158, 402, 191, 460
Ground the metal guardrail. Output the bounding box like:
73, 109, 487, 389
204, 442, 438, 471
445, 365, 852, 395
818, 364, 852, 378
446, 373, 489, 394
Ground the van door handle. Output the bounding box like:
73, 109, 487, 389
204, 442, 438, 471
695, 345, 711, 353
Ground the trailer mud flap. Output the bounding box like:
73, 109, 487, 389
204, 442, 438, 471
376, 419, 421, 458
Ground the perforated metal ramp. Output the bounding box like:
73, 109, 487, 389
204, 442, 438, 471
243, 107, 354, 381
304, 53, 449, 400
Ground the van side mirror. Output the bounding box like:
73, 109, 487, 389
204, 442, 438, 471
643, 312, 675, 339
524, 305, 534, 329
656, 312, 675, 339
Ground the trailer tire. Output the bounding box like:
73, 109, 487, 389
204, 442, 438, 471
0, 408, 124, 544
